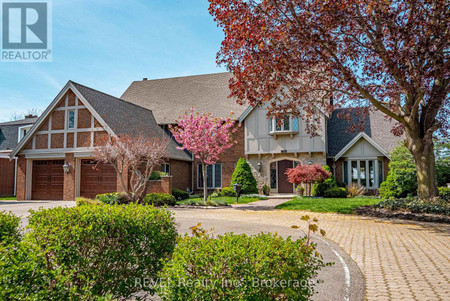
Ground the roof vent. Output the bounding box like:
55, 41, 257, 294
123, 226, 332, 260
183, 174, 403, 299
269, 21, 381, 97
142, 78, 148, 81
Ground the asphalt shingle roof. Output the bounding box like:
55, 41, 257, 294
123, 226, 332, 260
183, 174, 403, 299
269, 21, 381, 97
120, 72, 248, 124
0, 118, 37, 151
327, 108, 404, 157
71, 82, 192, 161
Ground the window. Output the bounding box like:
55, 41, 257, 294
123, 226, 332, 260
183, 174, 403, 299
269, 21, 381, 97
68, 110, 75, 129
270, 162, 277, 189
269, 115, 299, 133
162, 163, 170, 174
344, 159, 383, 189
197, 163, 222, 189
17, 126, 32, 142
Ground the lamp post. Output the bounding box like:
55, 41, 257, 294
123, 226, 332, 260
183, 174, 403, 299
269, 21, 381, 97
233, 183, 242, 203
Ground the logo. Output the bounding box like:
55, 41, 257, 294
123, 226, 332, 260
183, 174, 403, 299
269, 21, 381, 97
1, 1, 52, 62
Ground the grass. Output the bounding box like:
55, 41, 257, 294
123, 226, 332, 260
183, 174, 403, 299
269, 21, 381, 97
0, 197, 16, 201
177, 196, 266, 206
275, 196, 383, 214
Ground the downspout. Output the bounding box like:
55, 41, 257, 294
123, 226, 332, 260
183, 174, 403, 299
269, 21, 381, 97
14, 157, 17, 196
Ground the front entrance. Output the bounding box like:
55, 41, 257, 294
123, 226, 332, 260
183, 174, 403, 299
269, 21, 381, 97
80, 160, 117, 199
32, 160, 64, 200
277, 160, 293, 193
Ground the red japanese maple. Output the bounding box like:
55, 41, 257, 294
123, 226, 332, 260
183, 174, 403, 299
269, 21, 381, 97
208, 0, 449, 199
286, 164, 330, 196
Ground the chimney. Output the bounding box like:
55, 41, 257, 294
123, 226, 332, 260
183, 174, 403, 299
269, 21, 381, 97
24, 114, 37, 119
142, 78, 148, 81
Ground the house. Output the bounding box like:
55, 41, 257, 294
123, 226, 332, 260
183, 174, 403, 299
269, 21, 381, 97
0, 115, 37, 196
10, 73, 403, 200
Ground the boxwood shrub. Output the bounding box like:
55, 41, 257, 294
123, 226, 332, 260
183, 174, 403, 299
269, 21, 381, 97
220, 186, 236, 197
324, 187, 347, 198
172, 188, 189, 200
438, 187, 450, 201
0, 204, 177, 300
159, 232, 326, 300
0, 211, 21, 245
144, 193, 176, 206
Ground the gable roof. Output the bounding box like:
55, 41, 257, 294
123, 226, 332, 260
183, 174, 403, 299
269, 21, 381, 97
121, 72, 248, 124
0, 118, 37, 151
11, 81, 192, 161
327, 108, 404, 158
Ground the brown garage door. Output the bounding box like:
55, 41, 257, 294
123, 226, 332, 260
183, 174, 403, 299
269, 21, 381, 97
80, 160, 117, 199
32, 160, 64, 200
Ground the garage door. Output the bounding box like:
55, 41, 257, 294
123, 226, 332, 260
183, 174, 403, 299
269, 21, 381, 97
32, 160, 64, 200
80, 160, 117, 199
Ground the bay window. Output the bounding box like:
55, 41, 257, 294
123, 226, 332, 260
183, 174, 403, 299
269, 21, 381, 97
197, 163, 222, 189
344, 159, 383, 189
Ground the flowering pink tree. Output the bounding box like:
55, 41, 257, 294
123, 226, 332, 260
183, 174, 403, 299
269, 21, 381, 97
170, 108, 238, 202
286, 164, 330, 196
93, 134, 168, 203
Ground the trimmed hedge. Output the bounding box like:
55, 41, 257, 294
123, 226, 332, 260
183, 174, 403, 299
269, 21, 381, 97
220, 187, 236, 197
374, 198, 449, 215
324, 187, 347, 198
144, 193, 176, 206
438, 187, 450, 201
172, 188, 189, 200
0, 211, 21, 245
230, 158, 258, 194
0, 204, 177, 300
159, 232, 325, 300
149, 171, 168, 180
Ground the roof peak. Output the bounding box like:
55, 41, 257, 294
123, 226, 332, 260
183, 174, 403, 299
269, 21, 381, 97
134, 71, 231, 83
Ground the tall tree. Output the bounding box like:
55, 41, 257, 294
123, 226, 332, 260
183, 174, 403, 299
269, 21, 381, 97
170, 108, 238, 202
209, 0, 449, 199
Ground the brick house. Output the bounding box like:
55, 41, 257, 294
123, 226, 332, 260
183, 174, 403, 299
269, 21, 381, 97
10, 73, 403, 200
0, 116, 37, 197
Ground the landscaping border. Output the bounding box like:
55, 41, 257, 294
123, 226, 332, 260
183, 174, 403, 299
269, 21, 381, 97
356, 206, 450, 224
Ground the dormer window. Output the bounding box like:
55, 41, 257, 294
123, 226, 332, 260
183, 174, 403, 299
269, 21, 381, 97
269, 115, 299, 138
17, 125, 32, 142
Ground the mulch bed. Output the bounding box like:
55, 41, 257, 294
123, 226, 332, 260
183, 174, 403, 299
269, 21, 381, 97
356, 206, 450, 224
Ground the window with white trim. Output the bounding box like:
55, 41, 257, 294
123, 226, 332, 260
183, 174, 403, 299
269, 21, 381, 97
162, 163, 170, 174
269, 115, 299, 133
17, 126, 32, 142
197, 163, 222, 189
344, 159, 383, 188
68, 110, 75, 129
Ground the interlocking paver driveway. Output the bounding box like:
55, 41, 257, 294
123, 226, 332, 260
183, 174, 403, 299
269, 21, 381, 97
174, 202, 450, 301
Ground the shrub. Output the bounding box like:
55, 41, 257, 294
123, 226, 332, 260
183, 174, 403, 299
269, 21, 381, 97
375, 198, 449, 215
0, 211, 20, 245
0, 204, 177, 300
336, 181, 347, 188
438, 187, 450, 201
96, 192, 131, 204
230, 158, 258, 194
172, 188, 189, 200
149, 171, 168, 180
379, 144, 417, 198
189, 194, 202, 199
346, 183, 366, 198
159, 232, 325, 300
76, 197, 102, 206
144, 193, 176, 206
312, 167, 337, 197
324, 187, 347, 198
220, 186, 236, 197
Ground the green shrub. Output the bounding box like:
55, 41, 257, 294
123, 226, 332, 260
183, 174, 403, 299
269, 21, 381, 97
438, 187, 450, 201
336, 181, 347, 188
76, 197, 102, 206
159, 232, 325, 300
220, 186, 236, 197
375, 198, 449, 215
95, 192, 131, 204
312, 165, 336, 197
230, 158, 258, 194
144, 193, 176, 206
189, 194, 202, 199
379, 144, 417, 198
0, 211, 20, 245
172, 188, 189, 200
0, 204, 177, 300
324, 187, 347, 198
149, 171, 168, 180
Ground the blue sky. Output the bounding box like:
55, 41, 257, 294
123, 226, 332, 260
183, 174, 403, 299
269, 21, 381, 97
0, 0, 226, 122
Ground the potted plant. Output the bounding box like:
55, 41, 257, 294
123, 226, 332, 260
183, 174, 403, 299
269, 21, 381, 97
296, 185, 305, 196
262, 184, 270, 196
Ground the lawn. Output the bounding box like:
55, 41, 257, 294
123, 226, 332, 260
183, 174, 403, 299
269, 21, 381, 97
178, 195, 266, 206
0, 197, 16, 201
275, 196, 383, 214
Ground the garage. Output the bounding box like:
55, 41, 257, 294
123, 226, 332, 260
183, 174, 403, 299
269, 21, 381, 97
32, 160, 64, 200
80, 160, 117, 199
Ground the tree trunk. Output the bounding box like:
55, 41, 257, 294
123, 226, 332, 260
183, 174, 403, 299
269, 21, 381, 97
203, 164, 208, 203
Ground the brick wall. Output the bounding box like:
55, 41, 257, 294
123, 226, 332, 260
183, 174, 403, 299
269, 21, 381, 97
0, 158, 15, 197
145, 176, 172, 194
168, 159, 191, 191
63, 153, 75, 201
16, 156, 26, 201
193, 123, 245, 193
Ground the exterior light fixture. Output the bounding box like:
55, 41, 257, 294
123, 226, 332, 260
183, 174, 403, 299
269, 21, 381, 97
257, 161, 262, 172
308, 159, 313, 165
63, 162, 71, 174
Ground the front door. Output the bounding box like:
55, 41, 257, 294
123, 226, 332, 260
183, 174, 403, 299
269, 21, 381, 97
277, 160, 293, 193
